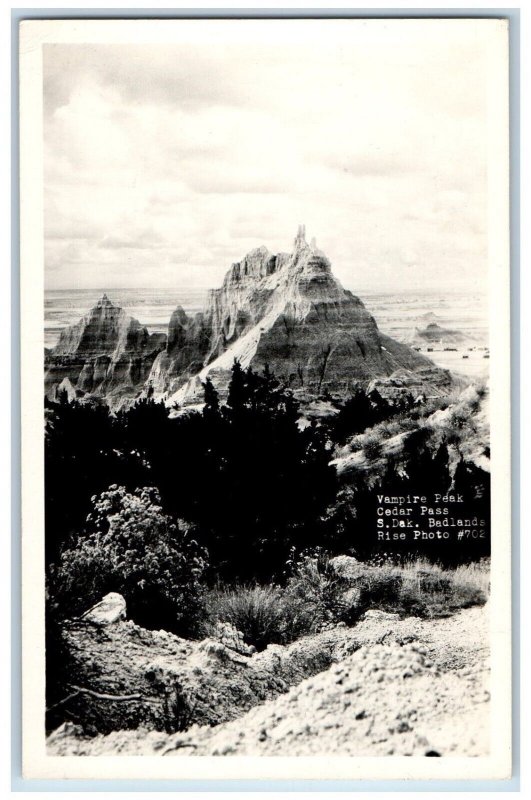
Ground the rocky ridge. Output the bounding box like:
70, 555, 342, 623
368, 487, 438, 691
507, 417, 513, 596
45, 229, 454, 406
45, 295, 166, 402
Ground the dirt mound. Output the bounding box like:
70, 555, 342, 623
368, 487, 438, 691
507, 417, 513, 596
162, 642, 489, 757
49, 610, 422, 734
47, 605, 489, 756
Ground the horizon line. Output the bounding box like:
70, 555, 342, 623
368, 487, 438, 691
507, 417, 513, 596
44, 285, 489, 295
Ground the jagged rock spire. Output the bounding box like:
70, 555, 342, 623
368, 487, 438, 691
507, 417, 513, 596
293, 225, 319, 252
294, 224, 307, 250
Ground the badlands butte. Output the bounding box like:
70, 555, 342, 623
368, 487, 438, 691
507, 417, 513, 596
45, 226, 453, 407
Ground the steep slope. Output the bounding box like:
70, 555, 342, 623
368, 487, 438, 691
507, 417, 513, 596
332, 384, 490, 478
45, 295, 166, 401
148, 227, 449, 404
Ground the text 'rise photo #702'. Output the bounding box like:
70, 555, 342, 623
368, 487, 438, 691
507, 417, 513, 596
18, 18, 512, 783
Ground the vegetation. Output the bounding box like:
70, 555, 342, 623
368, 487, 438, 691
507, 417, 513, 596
282, 551, 489, 626
330, 388, 416, 442
199, 552, 489, 651
350, 557, 489, 619
46, 363, 337, 583
49, 486, 207, 636
201, 549, 344, 651
202, 585, 288, 652
45, 364, 490, 644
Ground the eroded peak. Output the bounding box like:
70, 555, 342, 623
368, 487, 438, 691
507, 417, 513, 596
96, 293, 115, 309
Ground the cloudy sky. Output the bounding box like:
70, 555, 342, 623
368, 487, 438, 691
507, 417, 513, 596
43, 23, 492, 293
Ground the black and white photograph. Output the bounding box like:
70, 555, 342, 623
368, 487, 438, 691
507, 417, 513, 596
19, 17, 511, 781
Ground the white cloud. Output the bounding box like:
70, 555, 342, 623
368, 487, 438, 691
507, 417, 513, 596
43, 31, 490, 293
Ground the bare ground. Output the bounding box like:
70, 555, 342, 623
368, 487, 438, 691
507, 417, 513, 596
47, 602, 490, 757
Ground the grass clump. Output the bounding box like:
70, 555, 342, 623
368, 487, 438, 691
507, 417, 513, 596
202, 584, 288, 651
202, 551, 340, 650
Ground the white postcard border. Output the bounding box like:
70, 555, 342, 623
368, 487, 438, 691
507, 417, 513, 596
19, 17, 512, 782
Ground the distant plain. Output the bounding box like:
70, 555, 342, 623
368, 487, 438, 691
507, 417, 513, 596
45, 287, 489, 380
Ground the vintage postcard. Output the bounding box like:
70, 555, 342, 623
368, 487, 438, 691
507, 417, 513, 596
19, 18, 511, 781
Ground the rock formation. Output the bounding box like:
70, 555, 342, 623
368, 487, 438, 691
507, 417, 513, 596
45, 230, 454, 405
409, 322, 468, 346
147, 227, 451, 404
45, 294, 166, 402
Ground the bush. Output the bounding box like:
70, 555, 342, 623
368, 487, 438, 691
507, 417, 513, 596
282, 549, 344, 635
280, 550, 489, 629
51, 485, 208, 636
357, 571, 402, 609
363, 434, 383, 462
201, 555, 490, 652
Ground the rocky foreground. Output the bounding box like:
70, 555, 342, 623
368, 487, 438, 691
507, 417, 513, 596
47, 603, 489, 757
